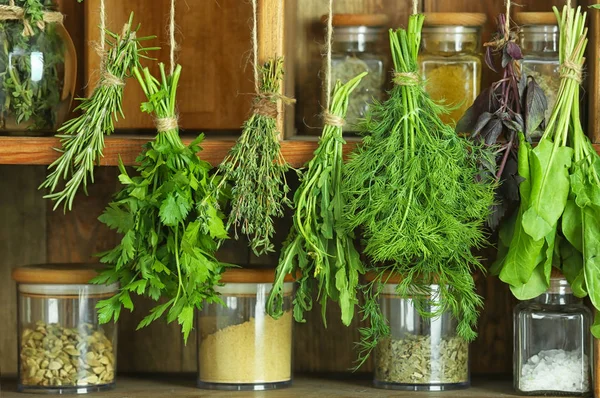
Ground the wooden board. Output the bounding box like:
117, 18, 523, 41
585, 0, 600, 143
0, 376, 579, 397
84, 0, 254, 131
0, 166, 47, 376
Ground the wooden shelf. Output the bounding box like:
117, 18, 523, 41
0, 376, 580, 397
0, 135, 598, 168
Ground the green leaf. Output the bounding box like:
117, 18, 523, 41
490, 210, 517, 275
137, 299, 174, 330
562, 199, 583, 252
96, 296, 122, 324
98, 204, 134, 233
178, 306, 195, 344
560, 239, 586, 298
592, 311, 600, 339
159, 193, 187, 226
206, 206, 228, 239
119, 291, 135, 311
509, 228, 554, 300
583, 205, 600, 311
571, 162, 600, 208
522, 140, 572, 241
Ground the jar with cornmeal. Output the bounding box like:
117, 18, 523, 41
197, 269, 294, 391
419, 13, 486, 126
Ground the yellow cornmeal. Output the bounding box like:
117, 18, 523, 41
199, 311, 292, 384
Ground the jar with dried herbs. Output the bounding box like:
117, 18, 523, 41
323, 14, 387, 133
516, 12, 560, 123
418, 13, 486, 126
12, 264, 118, 394
373, 277, 469, 391
0, 0, 77, 135
197, 269, 294, 391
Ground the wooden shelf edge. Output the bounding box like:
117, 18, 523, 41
0, 136, 598, 168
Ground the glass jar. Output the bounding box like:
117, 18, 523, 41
11, 264, 118, 394
373, 275, 469, 391
419, 13, 486, 126
324, 14, 387, 133
516, 12, 560, 122
0, 1, 77, 135
197, 269, 294, 391
514, 274, 591, 396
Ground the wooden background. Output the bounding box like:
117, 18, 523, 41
0, 0, 592, 378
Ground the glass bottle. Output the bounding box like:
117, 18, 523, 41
516, 12, 560, 122
12, 264, 118, 394
373, 275, 469, 391
325, 14, 387, 133
514, 273, 591, 396
0, 0, 77, 135
197, 269, 294, 391
419, 13, 486, 126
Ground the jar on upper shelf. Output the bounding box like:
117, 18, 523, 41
371, 273, 470, 391
0, 0, 77, 135
515, 12, 560, 122
514, 271, 591, 396
12, 264, 118, 394
418, 13, 486, 126
197, 269, 294, 391
322, 13, 388, 133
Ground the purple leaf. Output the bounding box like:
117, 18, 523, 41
524, 78, 548, 136
482, 117, 503, 145
506, 42, 523, 61
472, 112, 494, 138
485, 47, 498, 73
456, 87, 494, 133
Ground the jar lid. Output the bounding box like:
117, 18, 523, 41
219, 268, 296, 284
12, 263, 104, 285
423, 13, 487, 27
514, 12, 557, 26
321, 13, 389, 27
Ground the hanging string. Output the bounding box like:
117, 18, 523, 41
169, 0, 177, 75
251, 0, 260, 94
99, 0, 106, 54
0, 0, 63, 37
505, 0, 511, 40
324, 0, 334, 111
412, 0, 418, 15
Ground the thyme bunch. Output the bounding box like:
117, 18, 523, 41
343, 15, 496, 366
39, 13, 157, 211
215, 58, 292, 256
267, 73, 366, 327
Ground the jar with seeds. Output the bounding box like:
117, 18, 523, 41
371, 273, 469, 391
12, 264, 118, 394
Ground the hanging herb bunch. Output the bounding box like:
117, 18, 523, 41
456, 6, 549, 229
92, 63, 230, 342
213, 57, 293, 256
0, 0, 70, 131
494, 6, 600, 323
39, 13, 157, 211
343, 14, 497, 365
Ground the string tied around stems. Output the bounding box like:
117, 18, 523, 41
0, 0, 63, 37
253, 92, 296, 119
156, 117, 179, 133
393, 71, 420, 87
559, 59, 583, 84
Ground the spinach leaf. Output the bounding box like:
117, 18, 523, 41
560, 238, 586, 298
562, 199, 583, 252
583, 204, 600, 311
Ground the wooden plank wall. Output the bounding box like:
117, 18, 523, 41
0, 0, 588, 378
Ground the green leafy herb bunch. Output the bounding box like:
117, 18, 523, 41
92, 63, 229, 342
267, 73, 367, 327
342, 14, 497, 365
494, 6, 600, 335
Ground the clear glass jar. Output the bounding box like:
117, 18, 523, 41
514, 275, 591, 396
197, 269, 294, 391
0, 1, 77, 135
374, 280, 469, 391
326, 14, 387, 133
419, 13, 486, 126
516, 12, 560, 122
12, 264, 118, 394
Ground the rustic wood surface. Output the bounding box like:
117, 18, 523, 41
0, 166, 47, 376
0, 376, 575, 398
585, 0, 600, 143
84, 0, 254, 131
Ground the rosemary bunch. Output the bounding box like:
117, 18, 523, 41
267, 73, 366, 327
343, 15, 496, 365
215, 58, 292, 256
39, 13, 157, 211
93, 63, 229, 342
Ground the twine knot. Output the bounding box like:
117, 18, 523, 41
253, 92, 296, 119
559, 60, 583, 84
393, 71, 420, 87
156, 117, 179, 133
100, 70, 125, 88
323, 111, 345, 127
0, 3, 63, 37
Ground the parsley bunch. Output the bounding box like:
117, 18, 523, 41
267, 73, 366, 327
93, 63, 229, 342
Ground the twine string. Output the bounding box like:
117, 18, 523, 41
505, 0, 511, 39
412, 0, 418, 15
393, 71, 420, 86
251, 0, 259, 94
560, 59, 583, 84
324, 0, 333, 111
323, 110, 345, 127
169, 0, 177, 75
156, 117, 179, 133
0, 1, 63, 37
99, 0, 106, 53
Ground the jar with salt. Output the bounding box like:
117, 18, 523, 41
197, 269, 294, 391
515, 12, 560, 123
12, 264, 118, 394
371, 273, 469, 391
323, 13, 388, 133
418, 13, 486, 126
514, 270, 591, 396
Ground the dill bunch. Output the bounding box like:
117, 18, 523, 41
215, 58, 292, 256
267, 73, 366, 327
343, 15, 497, 365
